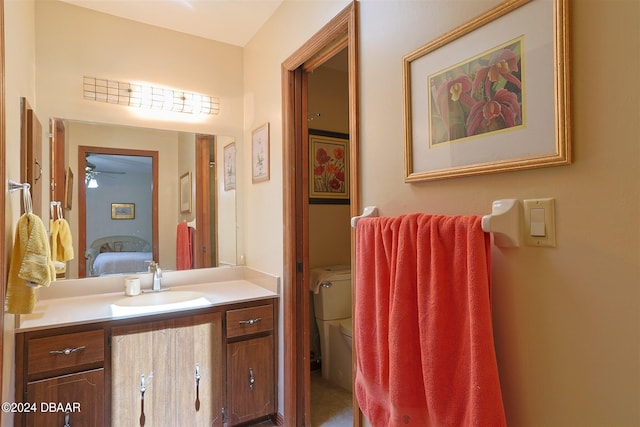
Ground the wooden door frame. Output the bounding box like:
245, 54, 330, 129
77, 146, 159, 277
0, 0, 5, 402
20, 98, 43, 217
50, 118, 66, 206
195, 134, 215, 268
282, 3, 361, 425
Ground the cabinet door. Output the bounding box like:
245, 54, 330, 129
227, 335, 275, 425
26, 368, 104, 427
174, 313, 223, 427
111, 322, 173, 427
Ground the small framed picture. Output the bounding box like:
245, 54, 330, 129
224, 142, 236, 191
111, 203, 135, 220
180, 172, 192, 213
309, 130, 349, 203
64, 167, 74, 210
252, 122, 270, 183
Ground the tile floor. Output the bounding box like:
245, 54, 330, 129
309, 369, 353, 426
250, 370, 353, 427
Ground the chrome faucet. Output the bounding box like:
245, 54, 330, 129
146, 261, 167, 292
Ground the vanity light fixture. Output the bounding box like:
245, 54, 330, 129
83, 76, 220, 115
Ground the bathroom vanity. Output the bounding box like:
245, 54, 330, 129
13, 268, 279, 427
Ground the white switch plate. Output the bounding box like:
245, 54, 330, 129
523, 198, 556, 247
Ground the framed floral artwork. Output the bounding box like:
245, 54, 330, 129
252, 123, 270, 183
223, 142, 236, 191
309, 130, 349, 204
404, 0, 571, 181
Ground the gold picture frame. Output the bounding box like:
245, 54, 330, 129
179, 172, 192, 213
252, 122, 270, 183
308, 130, 349, 204
224, 142, 236, 191
111, 203, 135, 220
404, 0, 571, 182
64, 166, 74, 210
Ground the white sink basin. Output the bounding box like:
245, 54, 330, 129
111, 290, 211, 316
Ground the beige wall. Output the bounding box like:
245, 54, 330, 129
177, 131, 196, 223
33, 1, 244, 137
308, 63, 351, 269
243, 0, 353, 412
216, 135, 238, 266
3, 0, 37, 420
245, 0, 640, 425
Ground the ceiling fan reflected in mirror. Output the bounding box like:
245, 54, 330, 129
85, 155, 126, 188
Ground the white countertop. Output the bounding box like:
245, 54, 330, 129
17, 268, 279, 333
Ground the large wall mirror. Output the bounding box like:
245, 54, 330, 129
51, 118, 237, 280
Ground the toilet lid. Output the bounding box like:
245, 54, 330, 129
339, 319, 353, 338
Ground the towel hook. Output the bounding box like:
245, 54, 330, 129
8, 179, 29, 193
50, 201, 63, 220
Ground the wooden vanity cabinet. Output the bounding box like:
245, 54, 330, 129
15, 297, 278, 427
14, 327, 106, 427
226, 304, 276, 425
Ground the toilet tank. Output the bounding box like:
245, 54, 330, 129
312, 269, 352, 321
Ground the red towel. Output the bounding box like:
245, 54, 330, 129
176, 221, 193, 270
354, 213, 506, 427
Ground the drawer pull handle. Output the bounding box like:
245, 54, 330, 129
249, 367, 255, 391
239, 318, 262, 326
49, 345, 86, 356
63, 411, 70, 427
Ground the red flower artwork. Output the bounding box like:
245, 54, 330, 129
429, 38, 524, 145
310, 136, 348, 198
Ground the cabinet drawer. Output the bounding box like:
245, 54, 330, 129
227, 305, 273, 339
26, 369, 105, 427
27, 329, 104, 376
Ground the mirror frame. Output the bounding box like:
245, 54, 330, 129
78, 145, 159, 278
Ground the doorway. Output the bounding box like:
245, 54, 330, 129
77, 146, 159, 278
282, 3, 361, 426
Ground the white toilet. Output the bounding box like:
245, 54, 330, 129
310, 265, 353, 392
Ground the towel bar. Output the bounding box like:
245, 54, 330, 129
351, 199, 521, 247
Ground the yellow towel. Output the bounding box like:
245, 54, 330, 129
5, 213, 56, 314
50, 218, 74, 273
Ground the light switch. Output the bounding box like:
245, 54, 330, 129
523, 198, 556, 247
530, 208, 546, 236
